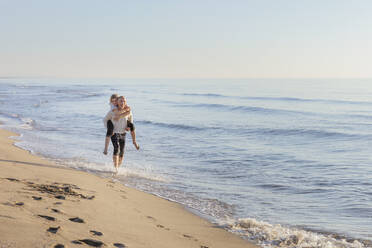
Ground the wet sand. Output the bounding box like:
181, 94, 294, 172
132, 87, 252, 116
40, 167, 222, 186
0, 129, 258, 248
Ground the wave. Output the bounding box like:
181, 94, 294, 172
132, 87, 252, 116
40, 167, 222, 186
153, 99, 372, 122
0, 113, 61, 132
32, 100, 49, 108
177, 102, 306, 115
181, 93, 372, 106
11, 84, 48, 90
54, 89, 104, 98
0, 112, 21, 119
137, 120, 207, 131
246, 127, 361, 139
183, 93, 228, 98
137, 119, 362, 140
20, 120, 60, 131
225, 218, 369, 248
347, 114, 372, 121
257, 183, 294, 191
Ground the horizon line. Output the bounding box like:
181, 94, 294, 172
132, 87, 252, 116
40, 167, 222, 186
1, 76, 372, 80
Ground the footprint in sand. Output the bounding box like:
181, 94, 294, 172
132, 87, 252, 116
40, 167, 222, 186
113, 243, 126, 248
15, 202, 24, 206
38, 215, 56, 221
90, 230, 103, 236
147, 216, 156, 221
32, 196, 42, 200
55, 195, 66, 200
0, 214, 15, 219
47, 226, 60, 234
183, 234, 198, 242
51, 208, 63, 214
85, 195, 95, 200
54, 244, 65, 248
156, 224, 170, 231
147, 215, 171, 230
5, 178, 20, 182
72, 239, 104, 247
69, 217, 85, 223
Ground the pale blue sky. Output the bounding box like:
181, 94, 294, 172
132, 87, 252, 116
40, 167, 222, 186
1, 0, 371, 78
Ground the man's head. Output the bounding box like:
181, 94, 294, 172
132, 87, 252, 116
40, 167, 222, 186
117, 96, 126, 108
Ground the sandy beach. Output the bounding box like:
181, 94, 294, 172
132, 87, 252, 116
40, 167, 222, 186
0, 128, 257, 248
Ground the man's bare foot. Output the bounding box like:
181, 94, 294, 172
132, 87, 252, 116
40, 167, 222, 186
133, 141, 140, 150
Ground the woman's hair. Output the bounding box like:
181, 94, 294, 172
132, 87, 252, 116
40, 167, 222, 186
110, 94, 119, 102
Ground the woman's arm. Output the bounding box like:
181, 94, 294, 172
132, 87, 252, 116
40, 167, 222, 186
113, 106, 131, 121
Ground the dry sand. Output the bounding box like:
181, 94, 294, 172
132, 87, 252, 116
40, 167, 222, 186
0, 129, 258, 248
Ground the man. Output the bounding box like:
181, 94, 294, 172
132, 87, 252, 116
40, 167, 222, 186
103, 96, 137, 173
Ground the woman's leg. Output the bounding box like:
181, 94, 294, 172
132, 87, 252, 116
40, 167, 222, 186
104, 120, 114, 154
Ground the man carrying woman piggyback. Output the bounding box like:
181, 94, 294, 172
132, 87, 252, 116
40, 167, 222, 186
103, 94, 139, 174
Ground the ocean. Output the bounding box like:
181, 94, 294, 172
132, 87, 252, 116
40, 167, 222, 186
0, 78, 371, 248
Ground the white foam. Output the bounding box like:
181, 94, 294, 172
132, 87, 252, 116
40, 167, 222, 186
18, 117, 35, 130
12, 140, 35, 154
9, 134, 23, 140
224, 218, 367, 248
49, 157, 168, 183
116, 164, 168, 182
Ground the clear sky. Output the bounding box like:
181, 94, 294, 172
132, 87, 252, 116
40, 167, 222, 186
1, 0, 371, 79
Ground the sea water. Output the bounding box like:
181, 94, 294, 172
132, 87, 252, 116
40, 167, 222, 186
0, 78, 371, 248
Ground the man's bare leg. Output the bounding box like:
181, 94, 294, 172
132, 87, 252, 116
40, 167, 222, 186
113, 155, 119, 174
119, 155, 124, 167
103, 136, 110, 155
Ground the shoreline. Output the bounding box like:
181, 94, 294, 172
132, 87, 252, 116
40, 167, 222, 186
0, 128, 258, 248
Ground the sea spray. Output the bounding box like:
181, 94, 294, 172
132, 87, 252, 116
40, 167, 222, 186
226, 218, 367, 248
